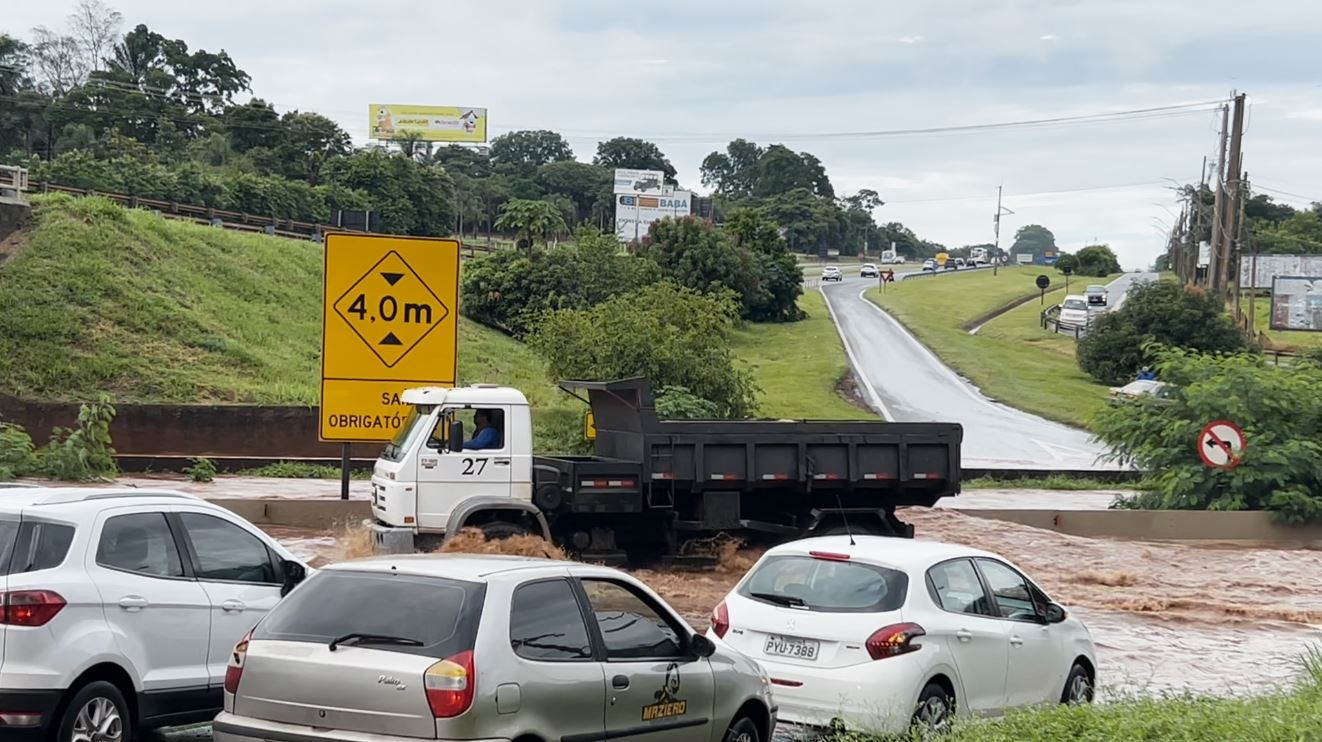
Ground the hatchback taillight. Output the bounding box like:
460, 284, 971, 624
224, 628, 253, 695
865, 623, 926, 660
425, 651, 475, 718
711, 601, 730, 639
0, 591, 66, 627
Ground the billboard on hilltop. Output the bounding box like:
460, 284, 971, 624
369, 104, 487, 143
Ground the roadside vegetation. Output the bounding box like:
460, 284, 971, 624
0, 397, 118, 481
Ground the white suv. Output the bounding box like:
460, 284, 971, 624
0, 487, 308, 742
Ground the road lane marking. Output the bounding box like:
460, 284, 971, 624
818, 286, 894, 421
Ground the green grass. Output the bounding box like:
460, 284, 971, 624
1245, 296, 1322, 352
865, 268, 1117, 428
237, 461, 372, 479
962, 474, 1136, 491
730, 291, 873, 420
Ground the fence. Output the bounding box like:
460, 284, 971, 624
0, 166, 28, 202
1040, 305, 1092, 339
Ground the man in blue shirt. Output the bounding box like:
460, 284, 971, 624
463, 409, 501, 450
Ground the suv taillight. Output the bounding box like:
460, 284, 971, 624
425, 651, 475, 718
711, 601, 730, 639
224, 628, 253, 694
865, 623, 926, 660
0, 591, 66, 627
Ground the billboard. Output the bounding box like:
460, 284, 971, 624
615, 191, 692, 242
1270, 276, 1322, 332
369, 104, 487, 143
1240, 254, 1322, 290
613, 168, 666, 194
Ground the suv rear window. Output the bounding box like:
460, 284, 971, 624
253, 570, 486, 658
739, 555, 908, 613
2, 520, 76, 576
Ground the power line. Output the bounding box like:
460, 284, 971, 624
1253, 183, 1321, 203
884, 179, 1194, 205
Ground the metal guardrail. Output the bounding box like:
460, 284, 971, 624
0, 166, 29, 202
1040, 305, 1092, 339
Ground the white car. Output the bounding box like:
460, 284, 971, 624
0, 487, 308, 742
1057, 295, 1091, 328
859, 264, 880, 278
708, 536, 1096, 736
821, 266, 843, 282
921, 259, 937, 272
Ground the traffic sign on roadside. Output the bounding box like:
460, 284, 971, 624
1197, 420, 1245, 470
320, 233, 460, 442
1036, 274, 1050, 304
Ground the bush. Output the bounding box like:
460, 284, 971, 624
655, 386, 724, 419
185, 456, 218, 483
1093, 348, 1322, 523
0, 423, 37, 480
724, 209, 805, 322
1076, 244, 1121, 277
642, 217, 760, 317
528, 283, 758, 417
37, 396, 118, 481
1077, 281, 1246, 385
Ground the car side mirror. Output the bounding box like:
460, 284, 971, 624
1044, 602, 1067, 624
447, 420, 464, 453
281, 560, 307, 597
690, 634, 716, 658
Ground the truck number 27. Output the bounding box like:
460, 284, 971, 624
461, 458, 489, 475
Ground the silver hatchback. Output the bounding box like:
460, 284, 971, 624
213, 554, 776, 742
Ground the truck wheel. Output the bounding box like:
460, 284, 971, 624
481, 522, 529, 541
534, 484, 563, 511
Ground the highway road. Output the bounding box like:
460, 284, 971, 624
820, 270, 1156, 469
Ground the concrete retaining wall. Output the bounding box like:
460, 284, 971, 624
210, 499, 370, 530
958, 508, 1322, 544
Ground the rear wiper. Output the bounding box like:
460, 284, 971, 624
750, 592, 806, 608
329, 633, 424, 652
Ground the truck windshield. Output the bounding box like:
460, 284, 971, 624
381, 405, 435, 462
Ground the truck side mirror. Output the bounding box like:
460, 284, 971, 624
448, 420, 464, 452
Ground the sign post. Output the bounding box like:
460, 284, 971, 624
321, 233, 461, 497
1036, 274, 1050, 304
880, 269, 895, 292
1061, 264, 1073, 294
1198, 420, 1246, 470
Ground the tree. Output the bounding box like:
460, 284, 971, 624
29, 26, 87, 96
67, 0, 122, 73
758, 188, 847, 255
1010, 224, 1057, 261
593, 137, 676, 182
840, 189, 883, 254
1094, 348, 1322, 523
724, 209, 805, 322
1075, 244, 1121, 277
529, 283, 758, 418
753, 145, 833, 199
322, 148, 455, 236
223, 99, 282, 152
494, 198, 569, 254
489, 130, 574, 172
1055, 253, 1080, 274
642, 217, 759, 315
1076, 281, 1247, 385
699, 138, 765, 195
277, 111, 350, 183
534, 161, 611, 227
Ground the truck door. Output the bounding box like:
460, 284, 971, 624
416, 405, 515, 532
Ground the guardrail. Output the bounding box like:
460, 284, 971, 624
0, 166, 29, 202
1040, 305, 1092, 339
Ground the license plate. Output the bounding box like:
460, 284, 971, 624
764, 634, 819, 660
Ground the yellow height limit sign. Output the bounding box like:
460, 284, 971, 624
320, 233, 460, 442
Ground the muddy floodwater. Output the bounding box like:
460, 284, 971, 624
273, 507, 1322, 700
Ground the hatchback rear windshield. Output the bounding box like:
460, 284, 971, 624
253, 570, 485, 658
2, 519, 76, 576
1063, 299, 1087, 311
738, 555, 908, 613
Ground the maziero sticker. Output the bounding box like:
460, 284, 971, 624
641, 663, 687, 721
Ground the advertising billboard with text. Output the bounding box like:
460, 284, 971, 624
369, 104, 487, 143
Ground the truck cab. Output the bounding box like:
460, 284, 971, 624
370, 384, 548, 552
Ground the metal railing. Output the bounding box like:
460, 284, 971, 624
0, 166, 29, 202
1040, 305, 1092, 339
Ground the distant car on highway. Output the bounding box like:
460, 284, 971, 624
921, 259, 937, 272
1085, 285, 1108, 306
954, 258, 967, 269
214, 556, 777, 742
1057, 295, 1090, 328
707, 536, 1096, 736
860, 263, 880, 278
822, 266, 843, 282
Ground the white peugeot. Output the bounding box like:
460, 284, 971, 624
707, 536, 1095, 735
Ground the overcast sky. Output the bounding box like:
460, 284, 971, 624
10, 0, 1322, 268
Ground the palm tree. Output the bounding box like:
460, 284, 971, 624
494, 199, 568, 257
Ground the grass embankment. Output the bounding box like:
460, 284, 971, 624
731, 291, 873, 420
836, 657, 1322, 741
865, 267, 1115, 428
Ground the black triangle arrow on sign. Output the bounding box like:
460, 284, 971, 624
380, 332, 403, 346
381, 272, 404, 286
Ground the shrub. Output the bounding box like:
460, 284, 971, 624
1076, 244, 1122, 277
655, 386, 724, 419
642, 217, 760, 318
0, 423, 37, 480
185, 456, 218, 483
1093, 348, 1322, 523
528, 283, 758, 417
37, 395, 118, 481
724, 209, 805, 322
1077, 281, 1246, 385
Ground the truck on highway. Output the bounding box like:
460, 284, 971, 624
369, 378, 963, 561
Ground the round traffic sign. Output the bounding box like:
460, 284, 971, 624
1197, 420, 1245, 469
1035, 275, 1050, 290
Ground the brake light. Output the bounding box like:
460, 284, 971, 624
224, 628, 253, 694
425, 651, 475, 718
808, 550, 850, 562
866, 623, 926, 660
0, 591, 66, 627
711, 601, 730, 639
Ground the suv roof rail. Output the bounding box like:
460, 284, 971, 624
38, 489, 199, 505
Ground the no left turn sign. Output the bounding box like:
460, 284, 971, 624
1198, 420, 1246, 470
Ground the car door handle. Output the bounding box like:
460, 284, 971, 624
1009, 635, 1024, 647
955, 629, 972, 642
611, 675, 630, 690
118, 596, 149, 611
221, 599, 247, 613
494, 458, 511, 466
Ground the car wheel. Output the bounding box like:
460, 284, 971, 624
722, 716, 760, 742
1061, 663, 1094, 705
911, 682, 954, 736
56, 680, 130, 742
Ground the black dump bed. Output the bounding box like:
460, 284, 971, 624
551, 378, 962, 507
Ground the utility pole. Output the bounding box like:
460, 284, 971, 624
1185, 155, 1208, 284
1207, 102, 1230, 290
1233, 171, 1249, 325
992, 184, 1014, 276
1218, 92, 1247, 300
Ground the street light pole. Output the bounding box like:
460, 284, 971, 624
993, 184, 1015, 276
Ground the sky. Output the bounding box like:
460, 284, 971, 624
9, 0, 1322, 269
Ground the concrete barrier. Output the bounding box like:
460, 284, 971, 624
210, 499, 370, 530
958, 508, 1322, 545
